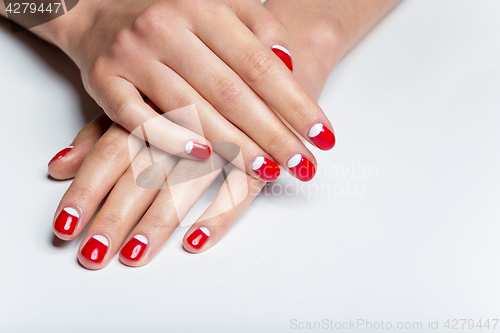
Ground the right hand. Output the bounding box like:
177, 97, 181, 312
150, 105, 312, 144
51, 0, 336, 182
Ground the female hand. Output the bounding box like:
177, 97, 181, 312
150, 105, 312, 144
46, 0, 400, 269
45, 0, 337, 182
50, 113, 265, 269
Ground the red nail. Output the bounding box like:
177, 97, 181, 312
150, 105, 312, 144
187, 227, 210, 250
271, 45, 293, 72
54, 207, 79, 235
81, 235, 109, 263
308, 123, 336, 150
48, 146, 73, 166
120, 235, 148, 262
287, 154, 316, 182
185, 141, 211, 160
251, 156, 281, 181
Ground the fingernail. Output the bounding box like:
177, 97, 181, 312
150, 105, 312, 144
187, 227, 210, 250
308, 123, 336, 150
185, 141, 211, 160
287, 154, 316, 182
81, 235, 109, 263
54, 207, 79, 235
48, 146, 73, 166
120, 235, 148, 262
252, 156, 281, 182
271, 45, 293, 72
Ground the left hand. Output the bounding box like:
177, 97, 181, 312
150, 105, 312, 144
49, 113, 265, 269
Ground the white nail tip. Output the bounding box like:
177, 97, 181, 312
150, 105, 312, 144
63, 207, 79, 218
308, 123, 324, 138
185, 141, 194, 154
252, 156, 265, 170
134, 234, 148, 244
287, 154, 303, 169
271, 44, 291, 56
93, 235, 109, 246
200, 227, 210, 237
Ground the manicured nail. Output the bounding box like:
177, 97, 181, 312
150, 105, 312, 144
308, 123, 336, 150
287, 154, 316, 182
252, 156, 281, 182
48, 146, 73, 166
185, 141, 211, 160
271, 45, 293, 72
81, 235, 109, 263
54, 207, 79, 235
120, 235, 148, 262
187, 227, 210, 250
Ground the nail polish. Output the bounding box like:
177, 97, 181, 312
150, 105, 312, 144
54, 207, 79, 235
120, 235, 148, 261
287, 154, 316, 182
187, 227, 210, 250
308, 123, 336, 150
48, 146, 73, 166
185, 141, 211, 160
271, 45, 293, 72
252, 156, 281, 182
81, 235, 109, 263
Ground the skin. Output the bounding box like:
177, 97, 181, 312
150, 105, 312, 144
39, 0, 400, 269
1, 0, 338, 181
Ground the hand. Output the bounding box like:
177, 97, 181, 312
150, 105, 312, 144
50, 113, 265, 269
47, 0, 336, 182
46, 0, 400, 269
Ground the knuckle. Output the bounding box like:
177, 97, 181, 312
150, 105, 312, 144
69, 184, 96, 206
288, 97, 313, 124
95, 210, 125, 233
107, 96, 133, 125
175, 160, 208, 181
244, 49, 274, 83
133, 5, 168, 35
213, 76, 243, 107
147, 211, 179, 231
264, 131, 288, 155
205, 211, 231, 231
260, 17, 288, 39
94, 130, 129, 163
84, 58, 108, 95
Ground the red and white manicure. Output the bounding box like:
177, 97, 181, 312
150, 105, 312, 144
54, 207, 80, 235
252, 156, 281, 182
271, 45, 293, 72
287, 154, 316, 182
185, 141, 211, 160
308, 123, 336, 151
187, 227, 210, 250
120, 235, 148, 262
81, 235, 109, 264
48, 146, 73, 166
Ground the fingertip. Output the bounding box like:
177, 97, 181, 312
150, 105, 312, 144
48, 146, 81, 180
183, 226, 212, 253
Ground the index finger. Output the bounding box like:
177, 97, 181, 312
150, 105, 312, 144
193, 2, 336, 151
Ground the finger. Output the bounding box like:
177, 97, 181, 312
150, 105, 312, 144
48, 113, 112, 180
90, 76, 212, 160
183, 167, 265, 253
118, 153, 226, 266
52, 124, 144, 240
233, 0, 293, 71
132, 60, 282, 182
195, 2, 336, 151
161, 31, 316, 182
77, 146, 178, 269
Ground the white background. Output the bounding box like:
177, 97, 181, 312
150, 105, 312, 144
1, 1, 499, 332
